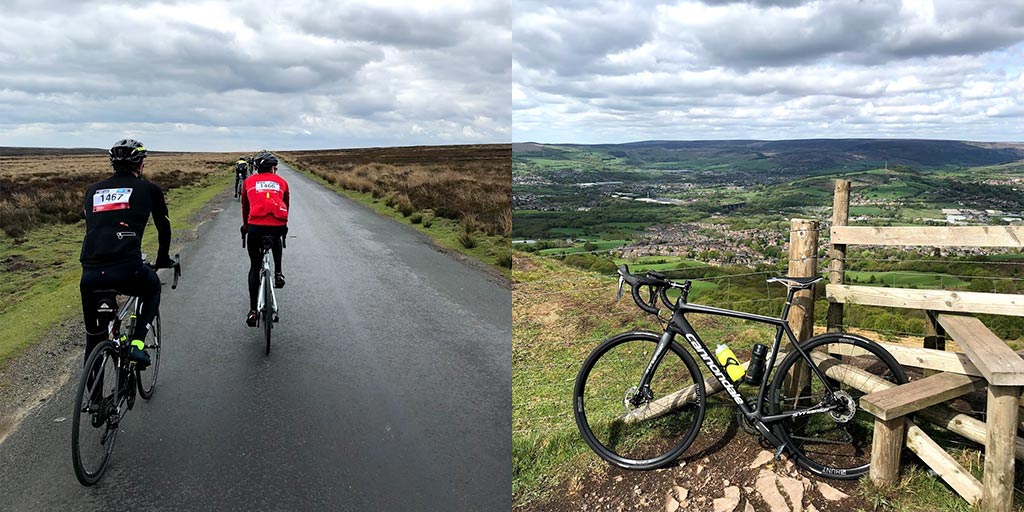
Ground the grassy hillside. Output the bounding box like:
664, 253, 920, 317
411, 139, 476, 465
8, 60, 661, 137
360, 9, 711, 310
514, 139, 1024, 173
513, 252, 1011, 511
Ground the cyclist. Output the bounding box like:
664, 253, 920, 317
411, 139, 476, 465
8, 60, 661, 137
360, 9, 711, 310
247, 154, 255, 174
234, 156, 248, 198
240, 152, 289, 327
80, 139, 173, 368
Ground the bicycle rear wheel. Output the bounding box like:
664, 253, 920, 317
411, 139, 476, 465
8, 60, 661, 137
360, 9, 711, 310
137, 311, 161, 399
71, 340, 121, 486
573, 331, 705, 470
767, 333, 907, 479
263, 273, 272, 355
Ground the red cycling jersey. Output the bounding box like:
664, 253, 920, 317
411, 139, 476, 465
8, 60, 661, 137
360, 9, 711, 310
241, 172, 290, 227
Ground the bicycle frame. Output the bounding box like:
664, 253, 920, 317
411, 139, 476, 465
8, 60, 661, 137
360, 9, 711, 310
255, 246, 277, 319
632, 286, 841, 447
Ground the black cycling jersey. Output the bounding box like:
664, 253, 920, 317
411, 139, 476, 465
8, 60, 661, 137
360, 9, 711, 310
80, 172, 171, 268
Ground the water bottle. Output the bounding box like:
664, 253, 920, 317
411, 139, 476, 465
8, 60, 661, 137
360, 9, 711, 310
743, 343, 768, 385
715, 344, 745, 383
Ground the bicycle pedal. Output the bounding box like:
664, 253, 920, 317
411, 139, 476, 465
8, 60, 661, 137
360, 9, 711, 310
774, 445, 785, 461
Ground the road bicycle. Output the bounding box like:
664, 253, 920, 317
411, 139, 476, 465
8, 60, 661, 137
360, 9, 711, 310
235, 174, 245, 201
243, 234, 283, 355
71, 255, 181, 486
573, 265, 907, 479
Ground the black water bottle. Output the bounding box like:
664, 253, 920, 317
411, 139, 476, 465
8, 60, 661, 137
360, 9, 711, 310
743, 343, 768, 385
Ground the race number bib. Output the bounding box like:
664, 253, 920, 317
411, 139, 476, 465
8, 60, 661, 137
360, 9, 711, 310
255, 181, 281, 192
92, 188, 133, 212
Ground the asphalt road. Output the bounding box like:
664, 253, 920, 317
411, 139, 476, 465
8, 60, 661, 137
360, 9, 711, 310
0, 163, 511, 510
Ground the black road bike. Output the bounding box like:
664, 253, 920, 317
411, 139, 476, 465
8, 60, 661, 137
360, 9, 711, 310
235, 173, 245, 201
573, 265, 907, 479
71, 255, 181, 486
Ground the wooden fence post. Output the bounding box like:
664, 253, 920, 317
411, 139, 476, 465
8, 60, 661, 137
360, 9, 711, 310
788, 218, 819, 342
870, 417, 906, 486
827, 180, 850, 332
983, 385, 1020, 512
785, 218, 819, 397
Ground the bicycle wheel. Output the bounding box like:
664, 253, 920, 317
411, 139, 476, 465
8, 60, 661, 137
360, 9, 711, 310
574, 331, 705, 470
767, 333, 907, 479
263, 273, 272, 355
136, 311, 161, 399
71, 340, 121, 486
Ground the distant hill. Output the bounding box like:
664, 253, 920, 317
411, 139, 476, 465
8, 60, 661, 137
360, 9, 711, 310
514, 139, 1024, 171
0, 146, 108, 155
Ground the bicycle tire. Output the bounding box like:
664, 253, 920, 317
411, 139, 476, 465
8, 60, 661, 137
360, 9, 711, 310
71, 340, 120, 486
767, 333, 907, 479
573, 331, 705, 470
263, 273, 272, 355
136, 311, 161, 399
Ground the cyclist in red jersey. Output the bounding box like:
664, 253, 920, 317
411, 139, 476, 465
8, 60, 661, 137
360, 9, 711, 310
240, 152, 289, 326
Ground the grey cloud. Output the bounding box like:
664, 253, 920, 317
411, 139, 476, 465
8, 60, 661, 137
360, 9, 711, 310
514, 0, 1024, 143
0, 0, 509, 149
513, 2, 656, 77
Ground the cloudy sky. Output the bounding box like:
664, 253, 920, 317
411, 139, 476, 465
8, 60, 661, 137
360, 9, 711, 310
0, 0, 509, 151
514, 0, 1024, 144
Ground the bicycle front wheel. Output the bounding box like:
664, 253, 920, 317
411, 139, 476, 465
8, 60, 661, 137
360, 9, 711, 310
573, 331, 705, 470
71, 340, 120, 486
767, 333, 907, 479
137, 311, 161, 399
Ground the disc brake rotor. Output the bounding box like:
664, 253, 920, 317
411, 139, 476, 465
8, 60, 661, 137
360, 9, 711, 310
828, 390, 857, 423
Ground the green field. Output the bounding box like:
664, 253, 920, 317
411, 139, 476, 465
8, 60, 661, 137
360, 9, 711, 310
845, 271, 971, 289
534, 239, 630, 256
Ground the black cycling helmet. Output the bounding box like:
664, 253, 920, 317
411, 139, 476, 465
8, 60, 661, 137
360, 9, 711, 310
109, 139, 148, 164
255, 152, 278, 171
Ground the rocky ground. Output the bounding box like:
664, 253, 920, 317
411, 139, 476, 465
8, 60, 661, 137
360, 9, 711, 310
518, 410, 870, 512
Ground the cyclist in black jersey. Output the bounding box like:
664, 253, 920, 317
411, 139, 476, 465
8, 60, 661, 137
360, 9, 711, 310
80, 139, 174, 368
234, 157, 248, 198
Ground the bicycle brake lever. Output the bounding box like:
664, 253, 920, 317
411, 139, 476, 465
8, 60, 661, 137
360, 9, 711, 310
616, 276, 624, 301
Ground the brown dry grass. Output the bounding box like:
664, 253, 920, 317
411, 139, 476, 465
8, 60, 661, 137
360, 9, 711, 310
0, 151, 238, 238
279, 144, 511, 237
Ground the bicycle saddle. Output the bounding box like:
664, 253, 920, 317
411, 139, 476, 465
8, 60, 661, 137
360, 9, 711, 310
766, 276, 824, 290
91, 290, 119, 317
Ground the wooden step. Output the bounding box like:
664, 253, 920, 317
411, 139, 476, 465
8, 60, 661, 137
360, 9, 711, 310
861, 372, 985, 421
